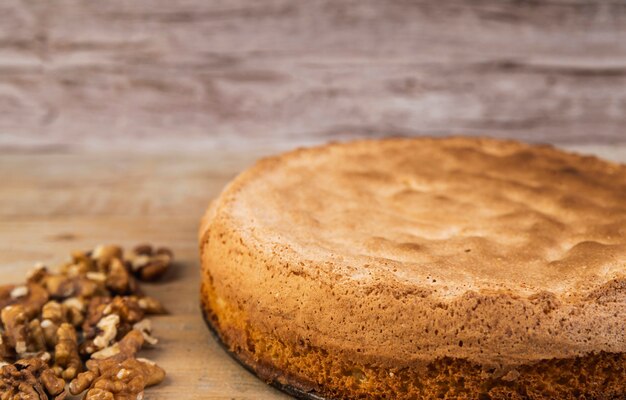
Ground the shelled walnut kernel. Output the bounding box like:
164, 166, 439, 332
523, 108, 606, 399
0, 244, 173, 399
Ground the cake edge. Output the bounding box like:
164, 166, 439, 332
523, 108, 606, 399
200, 279, 626, 400
201, 303, 327, 400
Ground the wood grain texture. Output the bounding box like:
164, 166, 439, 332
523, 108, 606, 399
0, 0, 625, 152
0, 149, 290, 399
0, 143, 625, 398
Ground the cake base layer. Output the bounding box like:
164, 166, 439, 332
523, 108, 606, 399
201, 307, 326, 400
201, 282, 626, 400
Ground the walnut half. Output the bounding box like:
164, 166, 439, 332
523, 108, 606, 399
127, 245, 174, 282
0, 357, 66, 399
70, 330, 165, 399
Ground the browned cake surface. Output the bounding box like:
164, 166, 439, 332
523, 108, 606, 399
199, 137, 626, 399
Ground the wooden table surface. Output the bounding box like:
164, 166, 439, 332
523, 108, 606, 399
0, 142, 625, 399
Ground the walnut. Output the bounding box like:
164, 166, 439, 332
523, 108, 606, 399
10, 285, 29, 300
83, 295, 151, 355
105, 259, 139, 295
130, 244, 152, 257
40, 319, 58, 350
87, 330, 144, 368
40, 273, 108, 301
70, 331, 164, 400
0, 284, 49, 320
1, 306, 48, 358
40, 274, 76, 299
26, 263, 49, 284
0, 334, 15, 362
41, 301, 66, 347
26, 319, 48, 355
81, 276, 110, 300
1, 305, 29, 356
104, 297, 144, 326
82, 357, 165, 400
82, 296, 154, 350
89, 345, 120, 361
42, 301, 65, 323
128, 245, 174, 282
24, 284, 50, 319
92, 245, 123, 270
0, 357, 67, 399
81, 297, 112, 346
70, 330, 145, 395
60, 250, 96, 277
40, 298, 85, 337
68, 370, 97, 397
62, 297, 85, 327
132, 319, 158, 346
0, 244, 171, 399
51, 323, 82, 381
92, 314, 120, 352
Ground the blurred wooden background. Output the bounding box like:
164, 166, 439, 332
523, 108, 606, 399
0, 0, 625, 152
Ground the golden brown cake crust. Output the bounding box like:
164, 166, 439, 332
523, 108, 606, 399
201, 294, 626, 400
200, 137, 626, 399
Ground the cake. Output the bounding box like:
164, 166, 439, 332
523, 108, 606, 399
199, 137, 626, 399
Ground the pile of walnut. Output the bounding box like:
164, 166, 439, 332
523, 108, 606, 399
0, 244, 173, 400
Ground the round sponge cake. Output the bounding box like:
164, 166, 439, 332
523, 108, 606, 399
199, 137, 626, 399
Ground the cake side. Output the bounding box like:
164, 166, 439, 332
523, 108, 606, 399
200, 212, 626, 363
200, 216, 626, 399
201, 286, 626, 400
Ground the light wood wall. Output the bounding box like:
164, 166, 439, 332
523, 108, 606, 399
1, 0, 625, 151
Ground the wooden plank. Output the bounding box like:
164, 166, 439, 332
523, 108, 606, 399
0, 0, 625, 151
